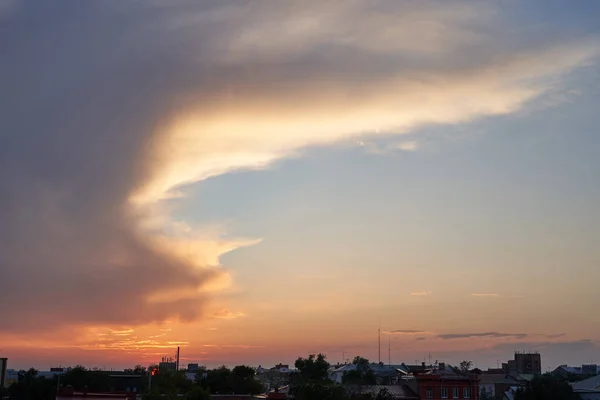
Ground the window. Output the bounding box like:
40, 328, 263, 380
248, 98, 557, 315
463, 388, 471, 399
426, 387, 433, 399
442, 387, 448, 398
453, 387, 459, 398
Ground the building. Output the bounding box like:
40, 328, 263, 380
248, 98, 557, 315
107, 374, 143, 393
486, 353, 542, 376
159, 361, 177, 371
413, 370, 479, 400
478, 374, 521, 400
513, 352, 541, 375
571, 374, 600, 400
270, 364, 291, 373
328, 363, 400, 384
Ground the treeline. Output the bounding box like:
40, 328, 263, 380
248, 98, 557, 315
290, 353, 394, 400
2, 364, 263, 400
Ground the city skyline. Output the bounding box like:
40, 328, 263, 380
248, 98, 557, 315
1, 1, 599, 371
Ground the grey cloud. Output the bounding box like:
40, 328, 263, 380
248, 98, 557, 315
438, 332, 529, 340
415, 337, 427, 341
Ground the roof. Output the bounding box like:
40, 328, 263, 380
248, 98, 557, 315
417, 370, 476, 381
503, 386, 520, 400
572, 375, 600, 392
558, 366, 583, 374
479, 374, 519, 385
347, 385, 419, 399
515, 374, 535, 382
331, 364, 358, 373
555, 365, 600, 375
331, 363, 400, 376
56, 396, 128, 400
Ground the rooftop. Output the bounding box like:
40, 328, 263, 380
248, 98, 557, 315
572, 375, 600, 392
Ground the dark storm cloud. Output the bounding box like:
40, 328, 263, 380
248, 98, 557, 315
0, 1, 233, 330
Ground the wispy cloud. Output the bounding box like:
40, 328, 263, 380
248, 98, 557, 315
109, 328, 134, 336
546, 333, 566, 339
386, 329, 427, 335
410, 291, 432, 296
210, 309, 246, 320
470, 293, 500, 297
202, 344, 263, 349
437, 332, 528, 340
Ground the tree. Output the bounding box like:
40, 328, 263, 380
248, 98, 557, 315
293, 382, 347, 400
515, 374, 579, 400
8, 369, 56, 400
231, 365, 263, 394
202, 366, 232, 394
352, 356, 369, 367
292, 354, 345, 400
134, 365, 148, 375
232, 365, 255, 379
61, 365, 90, 390
295, 353, 330, 382
185, 386, 210, 400
459, 361, 473, 374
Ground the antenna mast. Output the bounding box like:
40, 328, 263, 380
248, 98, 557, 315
378, 318, 381, 364
388, 335, 391, 366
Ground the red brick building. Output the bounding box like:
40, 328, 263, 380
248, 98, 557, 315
415, 371, 479, 400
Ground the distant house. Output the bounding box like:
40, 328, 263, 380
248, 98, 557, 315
553, 364, 600, 379
571, 374, 600, 400
270, 364, 291, 373
478, 374, 521, 400
329, 363, 400, 384
413, 370, 479, 400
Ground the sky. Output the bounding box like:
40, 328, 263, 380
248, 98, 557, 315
1, 0, 599, 372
